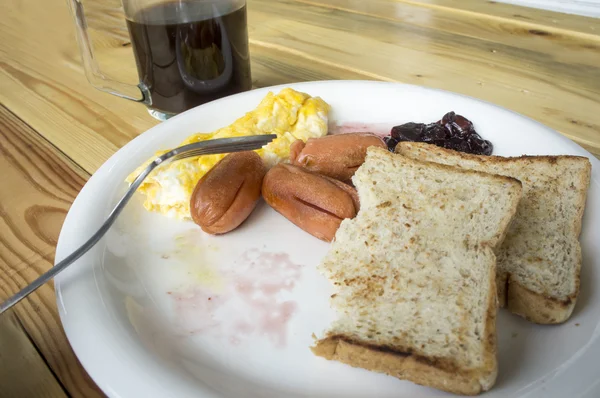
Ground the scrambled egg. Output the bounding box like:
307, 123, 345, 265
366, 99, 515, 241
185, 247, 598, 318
126, 88, 330, 219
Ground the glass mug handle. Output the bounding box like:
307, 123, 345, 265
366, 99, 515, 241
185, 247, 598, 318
66, 0, 150, 104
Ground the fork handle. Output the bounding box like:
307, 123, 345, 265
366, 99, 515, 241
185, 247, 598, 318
0, 153, 160, 314
1, 257, 72, 313
0, 189, 140, 314
0, 134, 277, 314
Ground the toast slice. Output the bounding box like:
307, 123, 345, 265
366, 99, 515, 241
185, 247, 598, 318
396, 142, 592, 324
312, 148, 522, 395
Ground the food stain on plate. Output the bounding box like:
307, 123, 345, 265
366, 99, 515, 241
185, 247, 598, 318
157, 229, 224, 289
329, 122, 391, 137
169, 248, 304, 349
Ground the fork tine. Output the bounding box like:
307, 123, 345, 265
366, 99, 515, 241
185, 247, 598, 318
169, 135, 277, 162
199, 134, 276, 150
204, 142, 271, 154
171, 145, 249, 161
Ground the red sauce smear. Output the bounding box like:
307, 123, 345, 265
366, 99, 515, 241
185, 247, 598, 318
171, 249, 303, 348
329, 122, 392, 137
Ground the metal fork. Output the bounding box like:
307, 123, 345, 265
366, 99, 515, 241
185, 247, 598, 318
0, 134, 277, 314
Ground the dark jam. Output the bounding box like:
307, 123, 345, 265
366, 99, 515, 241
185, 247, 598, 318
384, 112, 493, 155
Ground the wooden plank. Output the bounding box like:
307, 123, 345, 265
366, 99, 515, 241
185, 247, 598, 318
0, 105, 103, 397
250, 42, 377, 87
401, 0, 600, 37
248, 0, 600, 156
0, 0, 599, 174
0, 0, 158, 174
0, 311, 67, 398
493, 0, 600, 19
293, 0, 600, 69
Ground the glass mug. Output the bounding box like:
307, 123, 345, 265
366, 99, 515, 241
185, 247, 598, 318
67, 0, 252, 120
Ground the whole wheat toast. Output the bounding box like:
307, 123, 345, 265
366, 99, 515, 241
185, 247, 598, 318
396, 142, 592, 324
312, 148, 522, 395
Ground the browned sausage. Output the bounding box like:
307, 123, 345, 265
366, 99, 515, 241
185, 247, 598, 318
323, 175, 360, 211
262, 164, 359, 242
290, 133, 386, 181
190, 151, 266, 234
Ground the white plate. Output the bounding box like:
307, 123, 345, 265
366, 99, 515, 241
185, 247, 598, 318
56, 81, 600, 398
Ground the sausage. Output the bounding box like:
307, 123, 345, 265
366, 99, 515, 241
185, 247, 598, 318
290, 133, 386, 182
190, 151, 266, 234
324, 175, 360, 211
262, 164, 359, 242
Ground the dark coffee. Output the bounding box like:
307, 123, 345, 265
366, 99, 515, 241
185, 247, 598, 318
126, 2, 251, 115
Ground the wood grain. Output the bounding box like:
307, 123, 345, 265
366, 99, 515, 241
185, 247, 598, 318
250, 43, 374, 86
248, 0, 600, 156
0, 0, 157, 174
0, 311, 67, 398
1, 0, 599, 173
403, 0, 600, 36
0, 106, 102, 397
295, 0, 600, 67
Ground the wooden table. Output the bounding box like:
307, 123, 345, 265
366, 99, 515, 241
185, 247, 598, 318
0, 0, 598, 396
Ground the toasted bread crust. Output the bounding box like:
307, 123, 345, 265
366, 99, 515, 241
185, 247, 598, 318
396, 142, 589, 166
506, 277, 575, 324
312, 258, 498, 395
312, 338, 493, 396
395, 142, 592, 324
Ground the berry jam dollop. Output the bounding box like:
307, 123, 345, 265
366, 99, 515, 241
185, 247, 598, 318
384, 112, 493, 156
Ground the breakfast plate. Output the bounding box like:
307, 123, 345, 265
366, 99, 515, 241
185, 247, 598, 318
55, 81, 600, 398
